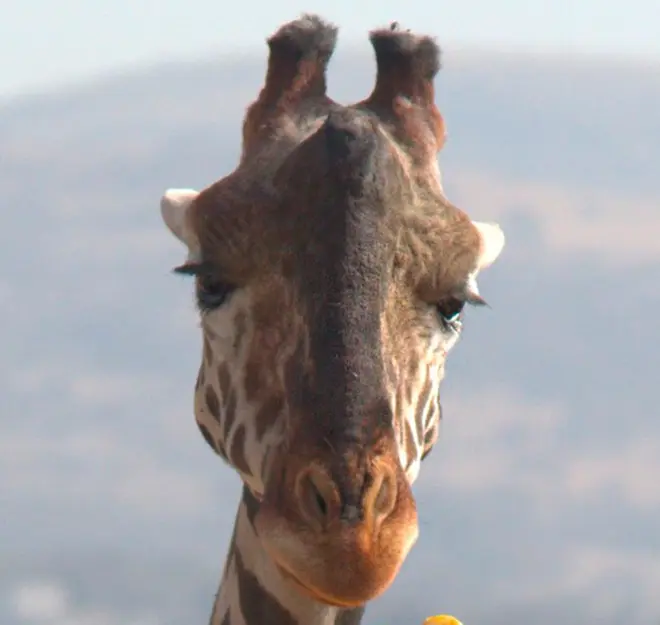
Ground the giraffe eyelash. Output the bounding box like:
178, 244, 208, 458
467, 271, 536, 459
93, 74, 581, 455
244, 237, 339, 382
172, 261, 208, 276
171, 261, 236, 311
435, 291, 491, 333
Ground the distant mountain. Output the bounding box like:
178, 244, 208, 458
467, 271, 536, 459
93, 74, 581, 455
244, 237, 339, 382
1, 48, 659, 625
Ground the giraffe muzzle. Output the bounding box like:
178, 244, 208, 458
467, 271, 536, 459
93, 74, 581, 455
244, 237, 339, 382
255, 453, 419, 606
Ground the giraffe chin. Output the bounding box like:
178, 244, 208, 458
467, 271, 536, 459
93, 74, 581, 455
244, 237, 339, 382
275, 562, 365, 608
259, 523, 415, 608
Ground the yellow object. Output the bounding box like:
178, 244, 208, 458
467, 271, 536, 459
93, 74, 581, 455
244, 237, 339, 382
423, 616, 463, 625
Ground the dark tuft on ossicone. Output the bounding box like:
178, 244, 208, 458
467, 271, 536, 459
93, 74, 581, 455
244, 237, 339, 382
368, 26, 441, 81
267, 13, 339, 65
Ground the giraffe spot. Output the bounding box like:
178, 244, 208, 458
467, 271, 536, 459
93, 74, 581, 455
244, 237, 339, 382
423, 399, 441, 452
407, 358, 419, 403
223, 389, 238, 440
283, 341, 306, 404
233, 310, 248, 355
426, 396, 439, 429
217, 362, 232, 399
229, 425, 252, 477
243, 359, 263, 402
220, 610, 231, 625
404, 418, 417, 472
215, 434, 228, 461
242, 484, 261, 528
221, 522, 238, 582
195, 367, 204, 391
197, 422, 217, 452
196, 417, 228, 460
204, 324, 217, 341
260, 446, 273, 486
421, 419, 439, 461
395, 386, 405, 431
234, 546, 298, 625
385, 359, 397, 388
205, 385, 221, 421
254, 395, 284, 440
414, 374, 433, 435
203, 335, 213, 367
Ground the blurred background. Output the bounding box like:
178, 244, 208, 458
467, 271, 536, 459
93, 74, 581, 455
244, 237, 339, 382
1, 1, 659, 624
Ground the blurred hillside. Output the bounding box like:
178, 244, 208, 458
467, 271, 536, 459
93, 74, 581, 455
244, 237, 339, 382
1, 47, 659, 625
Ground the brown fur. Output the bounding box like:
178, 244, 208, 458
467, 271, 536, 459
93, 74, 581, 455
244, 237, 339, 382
187, 20, 480, 296
241, 14, 338, 162
357, 25, 447, 173
169, 13, 496, 616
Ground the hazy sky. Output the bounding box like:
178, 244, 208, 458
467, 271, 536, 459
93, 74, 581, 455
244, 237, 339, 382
3, 0, 659, 99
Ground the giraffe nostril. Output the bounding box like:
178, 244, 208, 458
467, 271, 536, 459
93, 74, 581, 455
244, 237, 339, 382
298, 471, 335, 527
375, 478, 389, 511
295, 464, 398, 530
370, 469, 397, 520
310, 480, 328, 518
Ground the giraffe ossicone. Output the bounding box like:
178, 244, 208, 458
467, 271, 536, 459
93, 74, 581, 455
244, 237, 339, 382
159, 13, 505, 625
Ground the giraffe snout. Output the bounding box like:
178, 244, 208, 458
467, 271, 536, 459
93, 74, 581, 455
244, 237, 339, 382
256, 451, 419, 607
295, 461, 398, 531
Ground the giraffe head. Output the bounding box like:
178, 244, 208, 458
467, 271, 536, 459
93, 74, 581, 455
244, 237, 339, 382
160, 15, 505, 609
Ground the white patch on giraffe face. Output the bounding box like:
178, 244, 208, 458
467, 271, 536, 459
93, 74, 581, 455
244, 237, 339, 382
203, 288, 253, 354
194, 286, 288, 495
434, 321, 462, 354
390, 306, 464, 481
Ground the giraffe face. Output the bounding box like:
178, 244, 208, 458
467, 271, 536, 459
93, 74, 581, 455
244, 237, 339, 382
160, 16, 505, 609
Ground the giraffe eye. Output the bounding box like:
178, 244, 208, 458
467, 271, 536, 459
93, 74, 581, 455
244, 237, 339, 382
196, 276, 235, 312
171, 261, 235, 312
435, 297, 465, 329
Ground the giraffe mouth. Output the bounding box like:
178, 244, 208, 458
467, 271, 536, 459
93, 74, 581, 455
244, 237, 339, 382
275, 562, 361, 608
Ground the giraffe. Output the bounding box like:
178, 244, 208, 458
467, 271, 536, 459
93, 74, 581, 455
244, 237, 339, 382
159, 14, 505, 625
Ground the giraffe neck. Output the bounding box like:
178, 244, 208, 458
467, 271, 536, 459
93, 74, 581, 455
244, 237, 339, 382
210, 486, 366, 625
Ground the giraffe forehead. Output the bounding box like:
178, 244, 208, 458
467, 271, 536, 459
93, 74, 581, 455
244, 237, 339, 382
190, 101, 482, 293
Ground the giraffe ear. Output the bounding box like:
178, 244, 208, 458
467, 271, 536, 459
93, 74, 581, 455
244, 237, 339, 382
472, 221, 505, 270
160, 188, 200, 253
